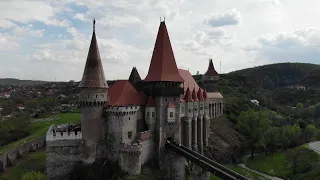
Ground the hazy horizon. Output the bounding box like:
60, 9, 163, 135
1, 0, 320, 81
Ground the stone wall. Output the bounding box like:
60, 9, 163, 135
46, 139, 82, 180
0, 136, 45, 172
118, 133, 155, 175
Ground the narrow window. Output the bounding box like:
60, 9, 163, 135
147, 112, 150, 118
128, 131, 132, 139
188, 109, 191, 113
170, 112, 173, 118
129, 117, 130, 120
152, 112, 155, 117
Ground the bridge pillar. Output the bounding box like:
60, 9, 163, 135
197, 116, 203, 154
191, 117, 198, 151
190, 164, 210, 180
183, 117, 192, 149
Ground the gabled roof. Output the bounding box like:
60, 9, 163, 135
192, 87, 198, 101
203, 89, 208, 100
184, 87, 193, 102
146, 95, 156, 107
178, 69, 201, 94
197, 88, 204, 101
168, 102, 176, 108
204, 59, 219, 77
144, 21, 183, 82
79, 20, 108, 88
108, 80, 145, 106
128, 67, 142, 85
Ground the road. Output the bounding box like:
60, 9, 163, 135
308, 141, 320, 154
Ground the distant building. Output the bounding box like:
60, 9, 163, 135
297, 86, 306, 90
250, 99, 259, 106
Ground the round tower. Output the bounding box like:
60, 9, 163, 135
79, 20, 108, 162
202, 58, 220, 92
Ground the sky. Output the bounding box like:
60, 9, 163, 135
0, 0, 320, 81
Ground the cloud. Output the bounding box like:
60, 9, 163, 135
180, 27, 234, 55
259, 0, 282, 8
0, 33, 20, 51
12, 24, 45, 38
244, 28, 320, 63
204, 8, 242, 27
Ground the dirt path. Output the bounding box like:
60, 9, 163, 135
238, 164, 284, 180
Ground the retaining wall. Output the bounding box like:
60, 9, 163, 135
0, 136, 45, 172
46, 139, 82, 180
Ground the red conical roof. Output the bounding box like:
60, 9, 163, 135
192, 87, 198, 101
147, 95, 156, 107
203, 59, 219, 77
184, 87, 193, 102
197, 88, 204, 101
144, 21, 183, 82
79, 20, 108, 88
168, 102, 176, 108
203, 89, 208, 100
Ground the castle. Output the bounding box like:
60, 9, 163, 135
46, 19, 223, 180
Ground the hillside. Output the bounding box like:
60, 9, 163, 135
300, 68, 320, 87
0, 78, 48, 86
229, 63, 319, 90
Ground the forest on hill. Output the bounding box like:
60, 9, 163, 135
0, 78, 47, 86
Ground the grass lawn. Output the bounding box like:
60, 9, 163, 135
0, 148, 46, 180
244, 151, 291, 178
210, 165, 269, 180
244, 145, 320, 179
0, 112, 81, 155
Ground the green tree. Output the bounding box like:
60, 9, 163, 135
237, 109, 271, 159
307, 105, 315, 117
304, 124, 316, 142
22, 171, 47, 180
296, 102, 304, 109
264, 127, 280, 155
281, 125, 301, 148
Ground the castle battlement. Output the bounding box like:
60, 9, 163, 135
106, 105, 141, 115
46, 125, 82, 141
119, 143, 142, 155
138, 130, 153, 142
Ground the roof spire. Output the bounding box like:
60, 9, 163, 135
93, 19, 96, 32
144, 19, 183, 82
203, 58, 219, 77
79, 20, 108, 88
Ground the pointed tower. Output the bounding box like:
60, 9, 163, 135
128, 67, 142, 85
202, 58, 220, 92
143, 20, 185, 179
79, 19, 108, 161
